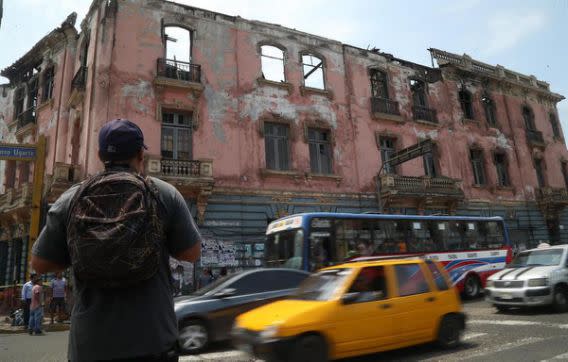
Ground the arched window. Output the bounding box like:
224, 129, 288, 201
481, 95, 497, 127
522, 106, 536, 130
302, 54, 324, 89
459, 89, 474, 119
550, 113, 561, 139
260, 45, 285, 83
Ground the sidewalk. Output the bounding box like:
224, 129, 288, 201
0, 315, 70, 334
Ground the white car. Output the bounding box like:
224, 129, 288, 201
485, 244, 568, 312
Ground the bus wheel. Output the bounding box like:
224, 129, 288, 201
463, 274, 481, 299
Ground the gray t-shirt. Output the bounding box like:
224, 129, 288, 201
33, 174, 201, 361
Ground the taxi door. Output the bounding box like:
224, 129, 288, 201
390, 262, 439, 343
330, 265, 397, 356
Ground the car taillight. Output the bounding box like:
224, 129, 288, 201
506, 247, 513, 264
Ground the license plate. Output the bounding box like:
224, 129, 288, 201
499, 293, 513, 300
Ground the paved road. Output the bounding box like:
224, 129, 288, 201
3, 299, 568, 361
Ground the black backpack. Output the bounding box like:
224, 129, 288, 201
67, 171, 164, 288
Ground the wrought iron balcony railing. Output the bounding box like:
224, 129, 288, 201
412, 105, 438, 123
371, 97, 400, 116
71, 66, 88, 91
17, 108, 36, 128
161, 159, 202, 177
536, 187, 568, 204
380, 174, 463, 198
157, 58, 201, 83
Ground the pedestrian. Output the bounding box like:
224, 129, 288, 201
28, 275, 44, 335
50, 272, 67, 324
198, 268, 214, 289
20, 273, 36, 329
31, 119, 201, 361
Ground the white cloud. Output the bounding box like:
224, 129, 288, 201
483, 12, 547, 56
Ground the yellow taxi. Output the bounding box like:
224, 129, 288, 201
232, 257, 465, 361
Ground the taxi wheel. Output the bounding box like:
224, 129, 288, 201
178, 320, 209, 354
552, 286, 568, 313
463, 275, 481, 299
437, 315, 462, 349
291, 335, 328, 362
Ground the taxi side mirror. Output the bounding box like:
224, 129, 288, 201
341, 292, 360, 305
214, 288, 237, 298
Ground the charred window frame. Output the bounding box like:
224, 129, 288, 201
410, 79, 427, 107
264, 122, 291, 171
522, 105, 536, 131
459, 89, 474, 119
481, 95, 497, 127
370, 69, 389, 99
534, 158, 546, 188
470, 148, 486, 186
260, 45, 286, 83
27, 77, 39, 111
301, 53, 325, 90
14, 87, 25, 119
161, 111, 193, 160
494, 152, 510, 187
308, 128, 332, 174
41, 67, 55, 102
379, 136, 397, 174
550, 113, 561, 139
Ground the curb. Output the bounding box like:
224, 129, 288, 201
0, 323, 70, 334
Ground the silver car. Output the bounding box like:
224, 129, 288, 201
485, 244, 568, 312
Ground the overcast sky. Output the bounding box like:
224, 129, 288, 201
1, 0, 567, 137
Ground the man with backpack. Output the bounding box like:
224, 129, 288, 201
31, 119, 201, 361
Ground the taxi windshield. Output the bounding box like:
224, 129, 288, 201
291, 268, 353, 301
509, 249, 564, 267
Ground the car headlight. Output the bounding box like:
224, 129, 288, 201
528, 278, 548, 287
485, 280, 494, 288
259, 324, 280, 340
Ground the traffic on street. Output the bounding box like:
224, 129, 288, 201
5, 298, 568, 361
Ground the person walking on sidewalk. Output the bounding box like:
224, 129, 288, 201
20, 273, 36, 329
31, 119, 201, 362
50, 272, 67, 324
28, 275, 44, 335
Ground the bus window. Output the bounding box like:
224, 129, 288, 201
458, 221, 480, 250
336, 219, 374, 261
479, 221, 505, 249
266, 229, 304, 269
407, 221, 435, 253
374, 220, 407, 253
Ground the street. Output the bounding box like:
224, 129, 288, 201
3, 299, 568, 362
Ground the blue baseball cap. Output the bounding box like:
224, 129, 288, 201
98, 119, 148, 160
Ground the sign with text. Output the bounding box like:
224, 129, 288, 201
0, 143, 37, 160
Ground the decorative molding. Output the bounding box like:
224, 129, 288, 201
256, 78, 293, 93
299, 86, 333, 99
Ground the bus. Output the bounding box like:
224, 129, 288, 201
265, 212, 513, 298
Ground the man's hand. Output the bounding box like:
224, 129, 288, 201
174, 242, 200, 262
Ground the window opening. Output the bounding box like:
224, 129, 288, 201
550, 114, 561, 139
534, 158, 545, 188
161, 111, 193, 160
261, 45, 285, 83
482, 95, 497, 127
370, 70, 389, 99
470, 149, 486, 185
302, 54, 324, 90
308, 128, 332, 174
494, 153, 510, 187
42, 67, 55, 102
423, 152, 437, 177
265, 122, 290, 171
522, 106, 536, 130
379, 137, 397, 174
459, 89, 474, 119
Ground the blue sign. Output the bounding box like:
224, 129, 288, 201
0, 145, 36, 160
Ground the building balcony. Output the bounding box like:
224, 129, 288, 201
68, 66, 87, 107
0, 183, 33, 222
526, 129, 545, 148
412, 105, 438, 124
146, 157, 213, 190
536, 187, 568, 205
371, 97, 400, 116
17, 108, 36, 129
154, 59, 203, 95
45, 163, 76, 203
379, 174, 464, 210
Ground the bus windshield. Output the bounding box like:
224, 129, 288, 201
265, 229, 304, 269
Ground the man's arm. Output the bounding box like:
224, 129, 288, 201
175, 243, 200, 262
162, 184, 202, 262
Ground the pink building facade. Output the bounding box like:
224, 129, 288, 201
0, 0, 567, 284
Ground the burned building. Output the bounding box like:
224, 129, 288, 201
0, 0, 566, 285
